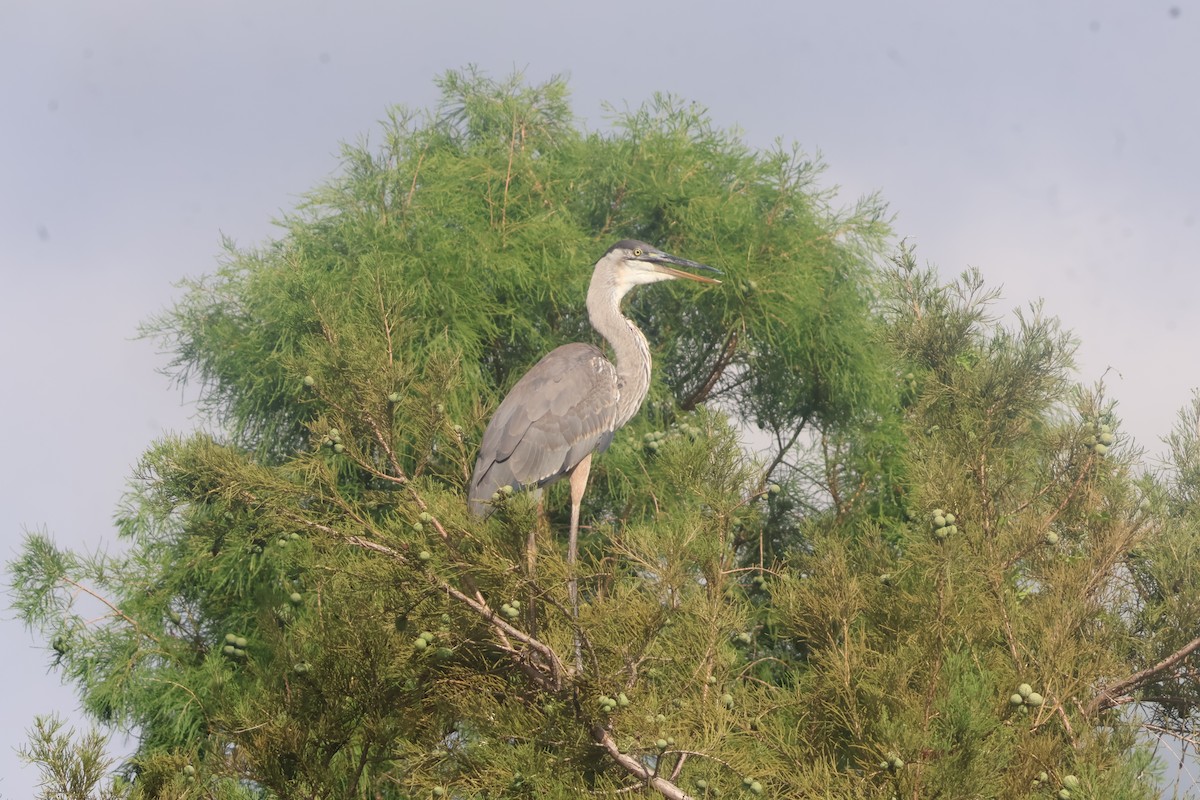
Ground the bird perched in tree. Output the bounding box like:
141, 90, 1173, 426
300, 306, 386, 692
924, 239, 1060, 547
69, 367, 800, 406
468, 240, 720, 616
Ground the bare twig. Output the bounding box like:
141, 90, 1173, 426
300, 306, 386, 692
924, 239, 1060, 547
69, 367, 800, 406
403, 142, 429, 214
62, 578, 158, 644
764, 413, 811, 480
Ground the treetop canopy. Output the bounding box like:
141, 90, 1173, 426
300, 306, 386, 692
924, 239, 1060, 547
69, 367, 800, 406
148, 69, 894, 469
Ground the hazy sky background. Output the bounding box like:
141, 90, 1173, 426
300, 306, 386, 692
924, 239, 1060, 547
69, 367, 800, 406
2, 1, 1198, 795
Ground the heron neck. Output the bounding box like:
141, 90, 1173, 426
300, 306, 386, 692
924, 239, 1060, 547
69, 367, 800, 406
587, 282, 652, 429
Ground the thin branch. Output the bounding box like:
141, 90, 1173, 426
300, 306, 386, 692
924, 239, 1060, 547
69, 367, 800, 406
344, 535, 566, 691
402, 141, 429, 213
1003, 451, 1096, 571
344, 453, 410, 487
1142, 722, 1200, 751
62, 578, 158, 644
307, 298, 410, 483
669, 752, 689, 782
374, 270, 396, 367
681, 327, 740, 411
1055, 703, 1076, 741
987, 573, 1022, 667
499, 116, 521, 233
764, 413, 811, 480
974, 440, 995, 538
356, 407, 408, 481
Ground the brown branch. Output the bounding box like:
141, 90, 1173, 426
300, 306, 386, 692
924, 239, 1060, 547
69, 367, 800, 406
403, 491, 450, 541
359, 408, 408, 481
763, 413, 811, 479
279, 510, 339, 537
344, 535, 565, 691
600, 184, 627, 236
403, 142, 428, 214
822, 434, 843, 516
591, 726, 694, 800
1089, 633, 1200, 716
921, 568, 948, 731
374, 270, 396, 367
62, 578, 158, 644
975, 442, 995, 538
1025, 693, 1076, 745
344, 453, 410, 487
342, 528, 710, 800
1055, 703, 1075, 741
669, 752, 689, 782
681, 328, 739, 411
499, 116, 521, 233
306, 384, 408, 485
1142, 722, 1200, 751
1003, 451, 1095, 571
987, 573, 1022, 667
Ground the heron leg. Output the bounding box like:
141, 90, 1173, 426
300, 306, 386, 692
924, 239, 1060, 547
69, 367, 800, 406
567, 453, 593, 672
529, 495, 542, 579
526, 491, 546, 638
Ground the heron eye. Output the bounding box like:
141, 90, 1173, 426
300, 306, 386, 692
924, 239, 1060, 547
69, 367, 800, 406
633, 248, 642, 257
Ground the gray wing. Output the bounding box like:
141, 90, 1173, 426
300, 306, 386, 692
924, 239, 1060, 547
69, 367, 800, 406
469, 343, 619, 516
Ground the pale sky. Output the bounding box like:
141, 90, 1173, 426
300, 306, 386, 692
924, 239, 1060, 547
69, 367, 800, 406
2, 1, 1198, 795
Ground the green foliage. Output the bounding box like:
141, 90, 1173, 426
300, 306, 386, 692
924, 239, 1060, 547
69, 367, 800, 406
18, 716, 124, 800
9, 72, 1198, 800
145, 69, 890, 469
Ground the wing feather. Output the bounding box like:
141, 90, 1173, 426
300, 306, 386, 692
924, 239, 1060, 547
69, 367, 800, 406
469, 343, 619, 516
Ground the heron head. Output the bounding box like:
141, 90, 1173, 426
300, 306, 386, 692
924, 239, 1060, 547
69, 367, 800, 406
602, 240, 722, 289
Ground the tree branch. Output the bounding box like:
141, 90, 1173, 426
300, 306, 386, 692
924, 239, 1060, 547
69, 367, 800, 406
62, 578, 158, 644
1003, 450, 1096, 571
341, 530, 707, 799
1089, 633, 1200, 716
764, 413, 810, 480
681, 327, 739, 411
591, 726, 694, 800
343, 535, 566, 692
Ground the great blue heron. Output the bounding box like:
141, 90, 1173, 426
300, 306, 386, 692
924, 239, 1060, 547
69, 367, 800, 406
468, 240, 720, 617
